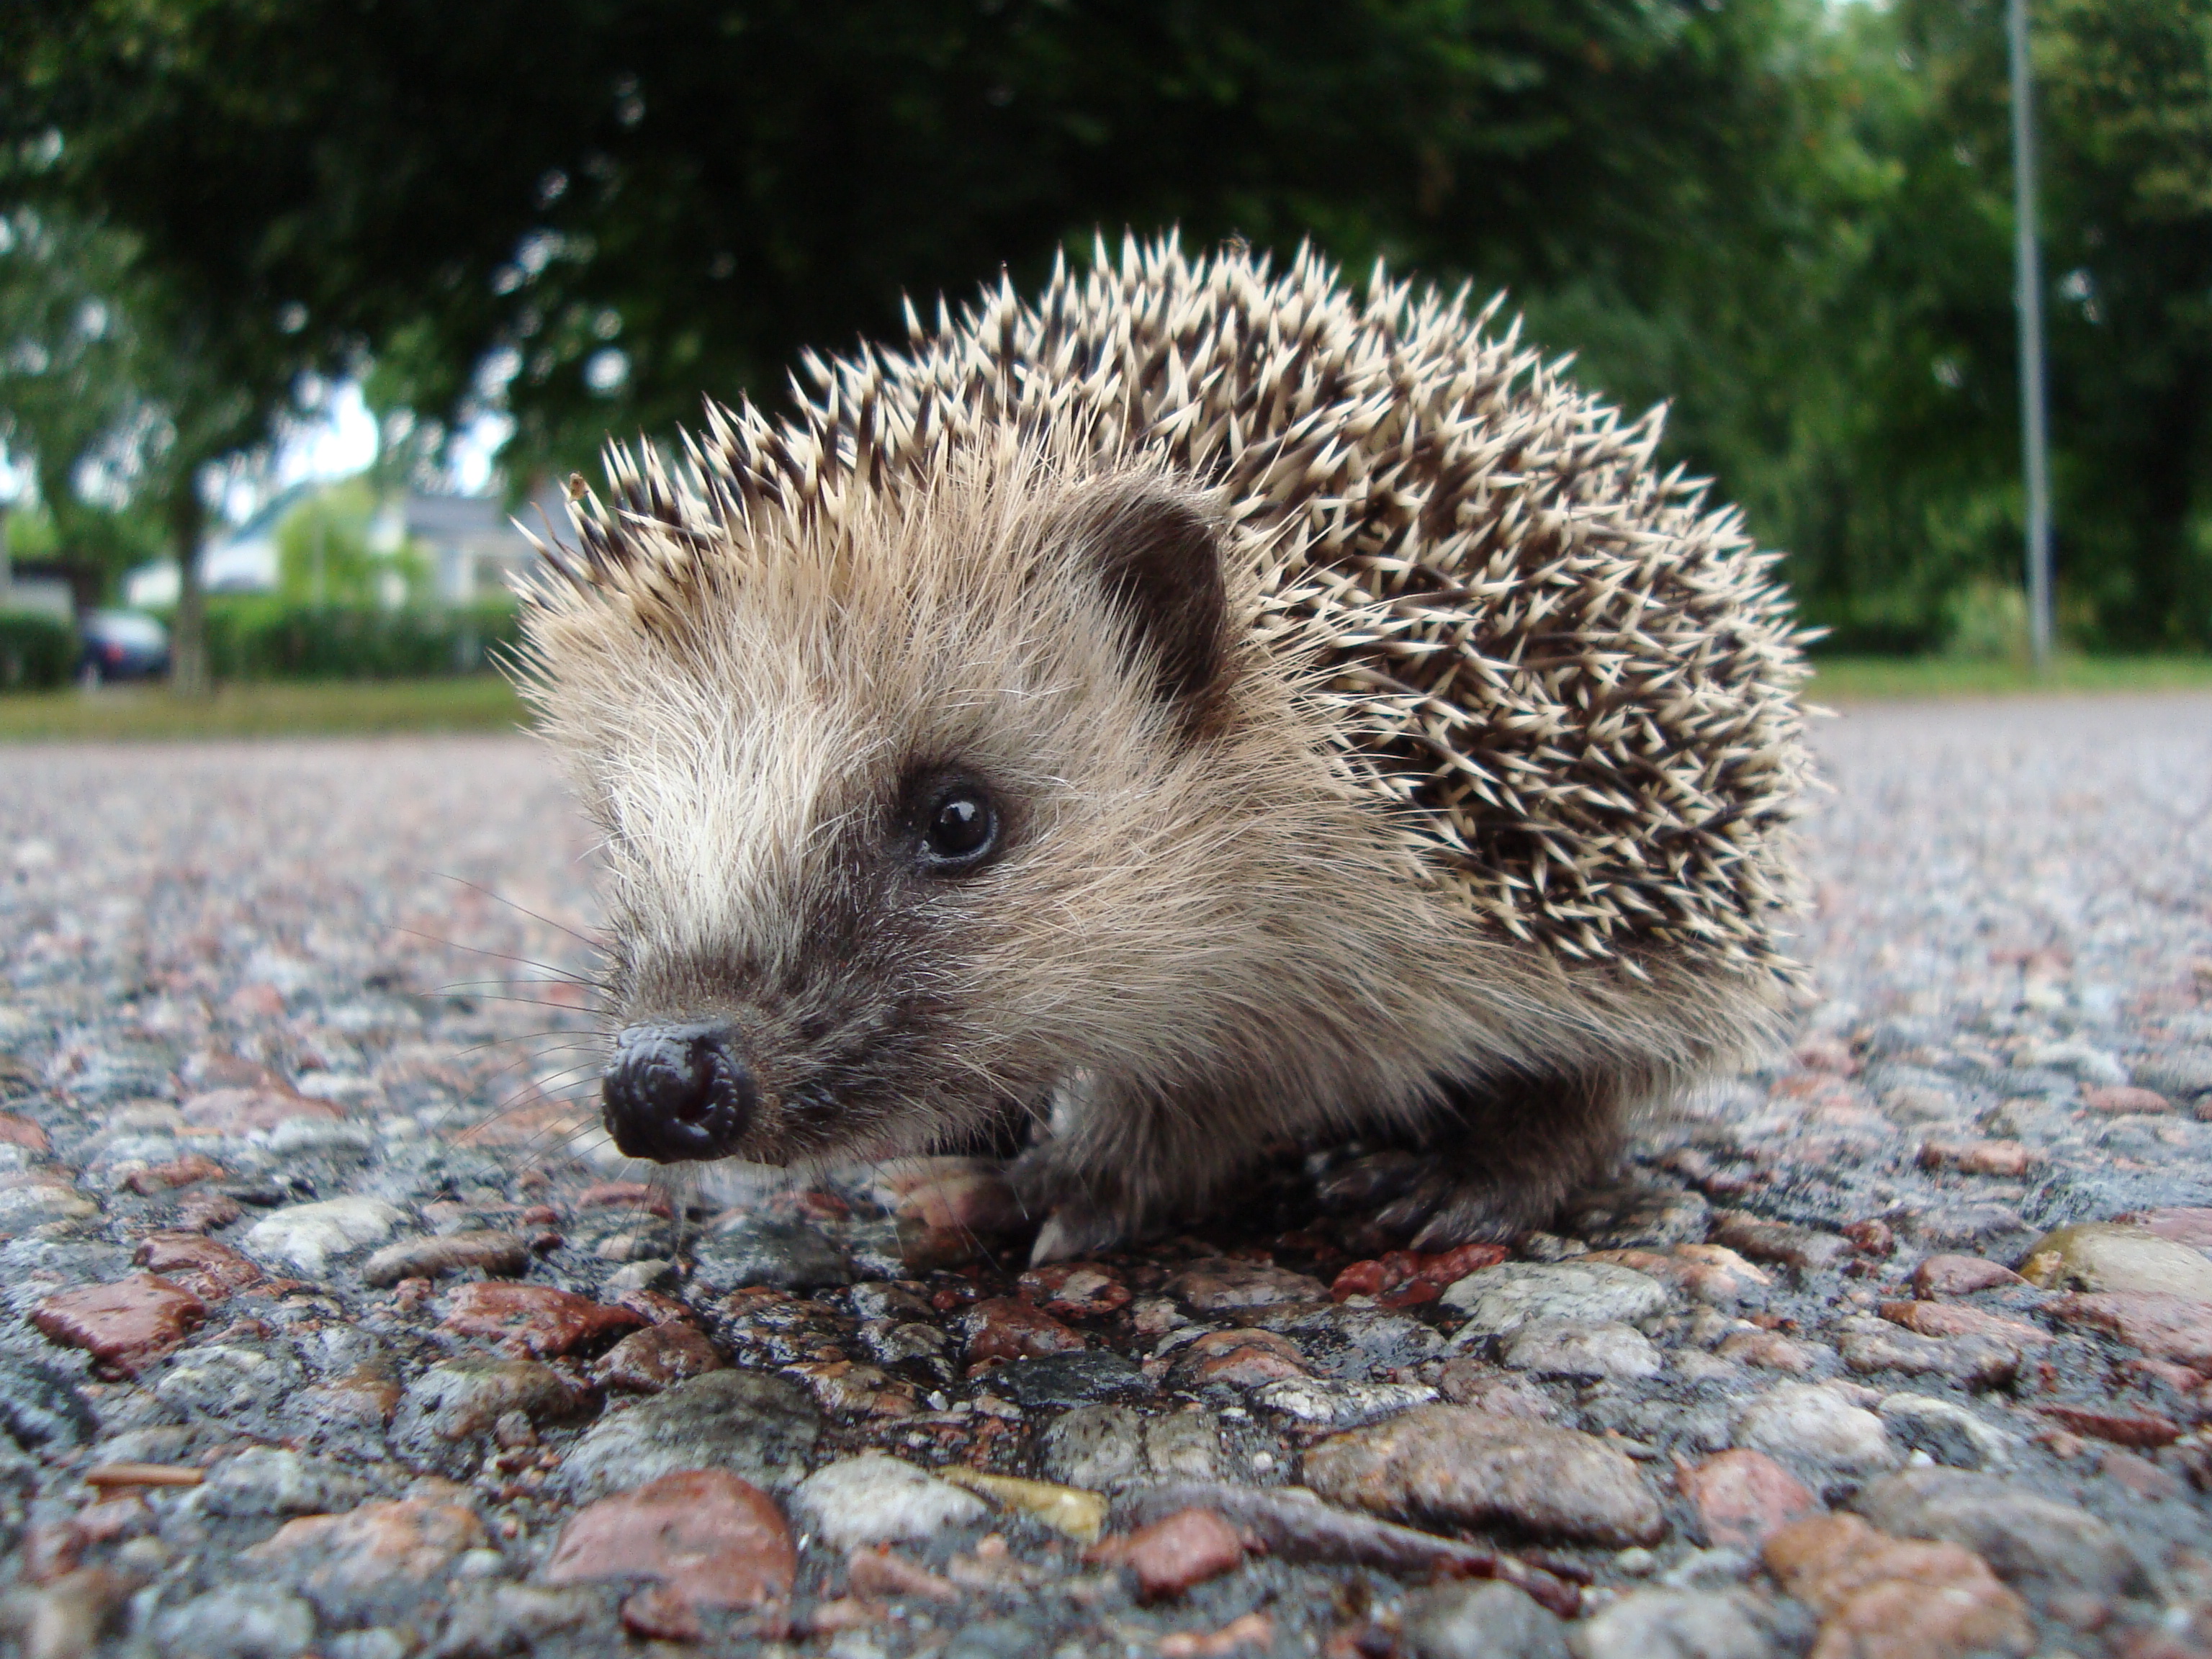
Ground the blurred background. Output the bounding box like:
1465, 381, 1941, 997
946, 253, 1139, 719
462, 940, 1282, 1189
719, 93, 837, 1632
1, 0, 2208, 735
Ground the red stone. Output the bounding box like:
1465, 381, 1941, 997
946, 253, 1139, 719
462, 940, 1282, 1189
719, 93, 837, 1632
1087, 1508, 1246, 1599
1017, 1262, 1132, 1318
132, 1233, 263, 1302
611, 1286, 696, 1327
596, 1321, 724, 1392
179, 1087, 340, 1133
32, 1274, 206, 1376
1173, 1329, 1310, 1388
1680, 1449, 1817, 1548
441, 1282, 645, 1357
1330, 1242, 1508, 1303
1912, 1254, 2026, 1298
124, 1154, 227, 1195
1794, 1036, 1861, 1076
2033, 1405, 2182, 1449
2083, 1086, 2172, 1115
173, 1192, 245, 1233
847, 1545, 960, 1603
544, 1469, 795, 1630
1843, 1219, 1896, 1256
574, 1181, 673, 1215
1917, 1138, 2036, 1177
2046, 1292, 2212, 1373
959, 1297, 1086, 1366
0, 1114, 50, 1154
245, 1498, 487, 1597
2128, 1208, 2212, 1249
1879, 1300, 2047, 1346
877, 1158, 1024, 1234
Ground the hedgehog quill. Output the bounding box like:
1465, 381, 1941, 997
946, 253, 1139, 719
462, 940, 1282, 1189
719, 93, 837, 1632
520, 235, 1813, 1263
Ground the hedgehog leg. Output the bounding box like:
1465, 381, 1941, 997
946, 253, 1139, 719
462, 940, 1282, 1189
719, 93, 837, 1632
1010, 1075, 1244, 1264
1382, 1068, 1632, 1250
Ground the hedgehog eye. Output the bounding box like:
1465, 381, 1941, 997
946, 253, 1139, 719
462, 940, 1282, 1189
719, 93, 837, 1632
918, 785, 998, 871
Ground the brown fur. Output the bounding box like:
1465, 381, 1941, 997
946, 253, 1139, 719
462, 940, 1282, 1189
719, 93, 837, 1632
519, 237, 1812, 1258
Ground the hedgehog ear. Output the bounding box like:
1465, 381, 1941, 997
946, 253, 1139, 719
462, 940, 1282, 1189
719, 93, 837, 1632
1064, 480, 1228, 716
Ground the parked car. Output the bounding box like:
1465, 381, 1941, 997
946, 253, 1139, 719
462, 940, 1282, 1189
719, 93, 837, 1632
77, 611, 171, 685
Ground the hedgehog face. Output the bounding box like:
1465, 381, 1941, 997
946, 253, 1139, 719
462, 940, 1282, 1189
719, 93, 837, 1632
527, 458, 1359, 1174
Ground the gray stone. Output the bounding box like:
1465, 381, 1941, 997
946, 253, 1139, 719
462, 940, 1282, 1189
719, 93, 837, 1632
1442, 1262, 1669, 1341
191, 1447, 370, 1517
1563, 1183, 1713, 1249
430, 1585, 602, 1658
1040, 1404, 1226, 1489
1405, 1580, 1571, 1659
691, 1214, 853, 1291
393, 1359, 592, 1458
1253, 1376, 1437, 1430
1875, 1393, 2015, 1470
1303, 1403, 1663, 1546
1503, 1320, 1662, 1381
2018, 1223, 2212, 1297
1568, 1589, 1773, 1659
994, 1349, 1154, 1407
150, 1586, 316, 1659
554, 1370, 819, 1500
243, 1197, 405, 1276
792, 1452, 989, 1547
2132, 1046, 2212, 1100
0, 1354, 96, 1449
1850, 1467, 2148, 1599
1733, 1382, 1899, 1483
156, 1345, 303, 1425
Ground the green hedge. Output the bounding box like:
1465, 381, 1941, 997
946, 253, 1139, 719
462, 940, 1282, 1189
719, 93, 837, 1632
199, 599, 525, 680
0, 611, 77, 690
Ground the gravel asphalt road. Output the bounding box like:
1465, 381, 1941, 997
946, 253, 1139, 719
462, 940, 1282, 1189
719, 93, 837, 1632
1, 693, 2209, 1659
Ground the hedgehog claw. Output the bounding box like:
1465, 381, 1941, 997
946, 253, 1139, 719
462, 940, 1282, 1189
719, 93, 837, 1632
1029, 1203, 1126, 1265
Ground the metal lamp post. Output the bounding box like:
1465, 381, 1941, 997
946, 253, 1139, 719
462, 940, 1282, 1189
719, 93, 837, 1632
2008, 0, 2055, 671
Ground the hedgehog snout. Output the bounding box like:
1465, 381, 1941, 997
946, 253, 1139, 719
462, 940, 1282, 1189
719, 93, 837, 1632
601, 1020, 755, 1162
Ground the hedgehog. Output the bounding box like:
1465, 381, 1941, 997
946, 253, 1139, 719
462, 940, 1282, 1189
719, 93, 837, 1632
519, 234, 1812, 1263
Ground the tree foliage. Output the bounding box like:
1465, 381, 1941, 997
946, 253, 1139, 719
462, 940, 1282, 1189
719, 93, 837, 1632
5, 0, 2212, 652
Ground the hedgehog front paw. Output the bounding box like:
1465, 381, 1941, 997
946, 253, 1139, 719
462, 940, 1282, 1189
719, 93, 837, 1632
1008, 1146, 1133, 1263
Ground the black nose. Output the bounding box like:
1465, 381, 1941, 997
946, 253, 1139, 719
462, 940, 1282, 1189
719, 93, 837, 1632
601, 1021, 755, 1162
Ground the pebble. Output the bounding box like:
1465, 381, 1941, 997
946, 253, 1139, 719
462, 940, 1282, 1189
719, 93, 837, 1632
1715, 1328, 1824, 1373
1569, 1588, 1774, 1659
937, 1467, 1108, 1542
1909, 1254, 2023, 1298
1169, 1327, 1310, 1388
594, 1320, 724, 1391
359, 1229, 528, 1286
2082, 1084, 2172, 1114
241, 1197, 404, 1276
243, 1496, 490, 1625
2018, 1221, 2212, 1296
1251, 1376, 1437, 1429
148, 1585, 318, 1659
543, 1468, 796, 1630
2043, 1289, 2212, 1370
133, 1232, 264, 1300
1838, 1316, 2021, 1387
1401, 1580, 1570, 1659
1301, 1403, 1663, 1545
1503, 1318, 1661, 1380
1709, 1212, 1848, 1271
31, 1272, 205, 1375
691, 1213, 853, 1292
393, 1357, 592, 1448
1438, 1262, 1668, 1339
0, 1354, 96, 1449
191, 1447, 370, 1517
157, 1344, 302, 1424
1678, 1449, 1817, 1548
439, 1282, 645, 1357
959, 1296, 1086, 1366
1875, 1395, 2014, 1471
1041, 1404, 1226, 1489
0, 1568, 135, 1659
1761, 1511, 2034, 1659
1016, 1261, 1131, 1318
1086, 1506, 1244, 1599
1849, 1467, 2146, 1600
792, 1453, 989, 1547
557, 1370, 820, 1501
1734, 1382, 1901, 1482
993, 1347, 1154, 1406
1164, 1258, 1331, 1311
